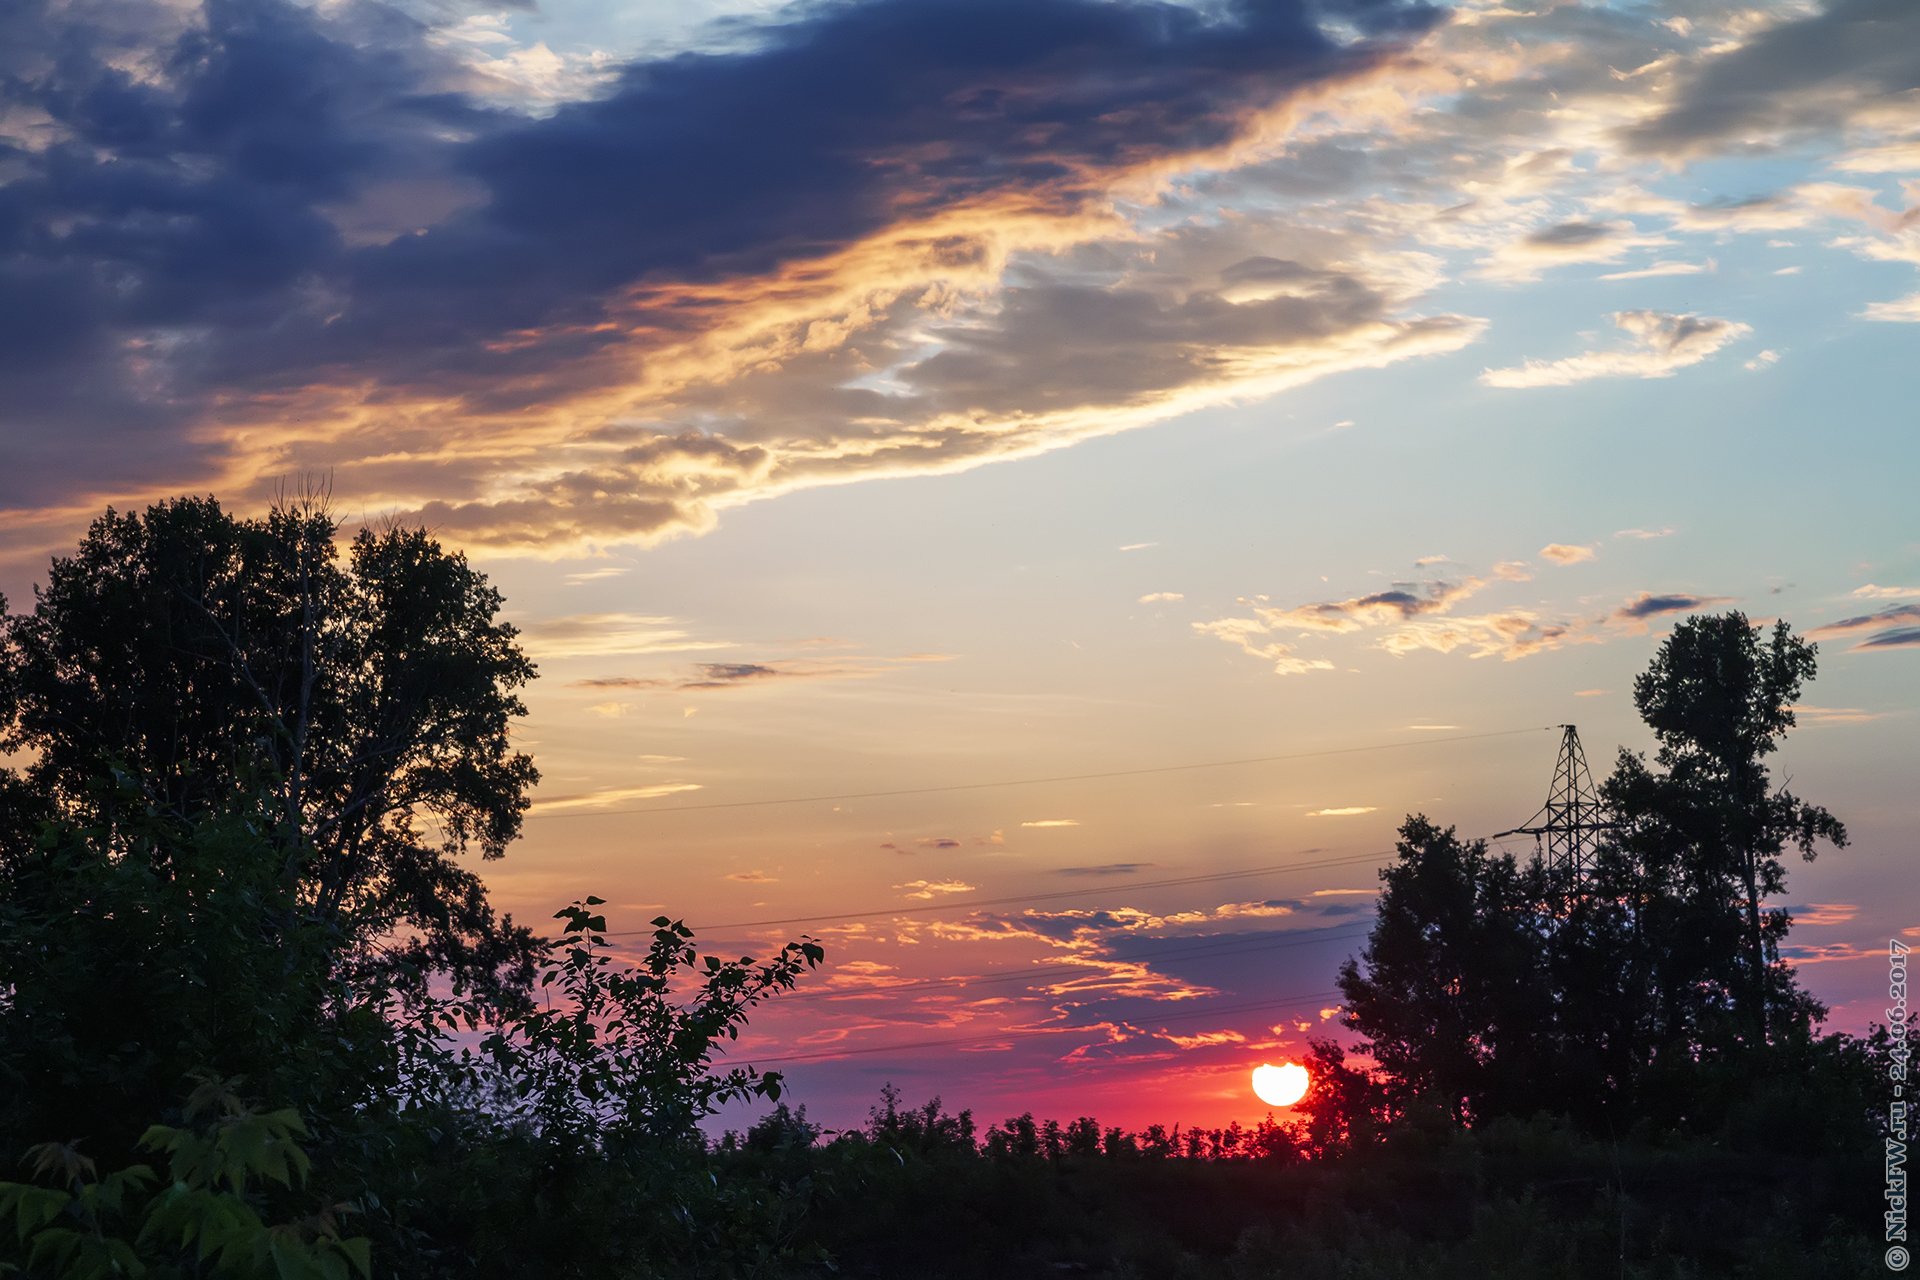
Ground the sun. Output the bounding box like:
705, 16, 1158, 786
1251, 1061, 1310, 1108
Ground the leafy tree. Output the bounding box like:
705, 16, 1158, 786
1338, 613, 1852, 1135
0, 495, 540, 1006
408, 899, 823, 1149
0, 496, 542, 1150
1610, 612, 1846, 1047
1336, 817, 1550, 1124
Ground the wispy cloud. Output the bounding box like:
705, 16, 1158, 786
1857, 627, 1920, 651
524, 614, 735, 660
576, 653, 953, 691
1307, 806, 1379, 817
1540, 543, 1596, 565
1599, 259, 1714, 282
1810, 603, 1920, 639
895, 880, 977, 901
530, 781, 703, 812
1613, 591, 1732, 622
1481, 312, 1750, 388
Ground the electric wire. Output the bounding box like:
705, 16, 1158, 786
524, 725, 1555, 822
629, 848, 1391, 935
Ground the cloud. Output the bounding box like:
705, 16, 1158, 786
1857, 627, 1920, 650
895, 879, 977, 900
529, 781, 703, 812
1198, 568, 1592, 670
1481, 311, 1751, 388
1240, 578, 1488, 634
1744, 349, 1781, 371
1809, 603, 1920, 636
1792, 903, 1859, 927
1599, 260, 1713, 281
0, 0, 1450, 552
1613, 592, 1731, 621
726, 870, 778, 883
1788, 705, 1887, 726
1021, 819, 1081, 829
916, 837, 964, 850
1862, 294, 1920, 323
1307, 806, 1378, 817
1481, 220, 1673, 282
1614, 527, 1676, 540
1138, 592, 1185, 604
1540, 543, 1596, 565
1052, 863, 1154, 877
576, 653, 953, 691
523, 614, 733, 659
1851, 584, 1920, 599
1622, 0, 1920, 159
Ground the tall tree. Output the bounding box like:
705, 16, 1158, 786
1337, 816, 1550, 1124
0, 496, 546, 1150
0, 495, 540, 1000
1615, 613, 1846, 1047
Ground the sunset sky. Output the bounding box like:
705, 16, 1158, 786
2, 0, 1916, 1132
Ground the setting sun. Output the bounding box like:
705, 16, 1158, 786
1251, 1061, 1310, 1108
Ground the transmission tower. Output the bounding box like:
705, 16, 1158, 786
1494, 724, 1619, 881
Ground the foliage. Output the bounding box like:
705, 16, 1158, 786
408, 898, 824, 1149
1336, 819, 1549, 1125
1337, 612, 1860, 1135
703, 1090, 1881, 1278
0, 502, 1890, 1279
0, 1078, 369, 1280
0, 495, 541, 1011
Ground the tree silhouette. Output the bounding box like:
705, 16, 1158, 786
0, 495, 540, 1003
1339, 613, 1849, 1131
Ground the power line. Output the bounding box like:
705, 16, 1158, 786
740, 989, 1346, 1066
525, 725, 1555, 822
776, 924, 1371, 1004
652, 848, 1391, 934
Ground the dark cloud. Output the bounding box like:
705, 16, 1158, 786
1524, 221, 1613, 248
0, 0, 1437, 511
1857, 627, 1920, 650
1613, 591, 1728, 621
0, 0, 487, 501
1623, 0, 1920, 157
1052, 863, 1156, 877
1810, 603, 1920, 635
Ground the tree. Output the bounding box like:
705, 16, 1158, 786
1338, 612, 1850, 1134
1615, 613, 1846, 1046
1337, 817, 1550, 1124
0, 495, 540, 1002
0, 495, 541, 1152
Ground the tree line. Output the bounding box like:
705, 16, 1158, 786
0, 496, 1901, 1278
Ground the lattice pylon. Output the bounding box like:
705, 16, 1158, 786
1494, 724, 1618, 881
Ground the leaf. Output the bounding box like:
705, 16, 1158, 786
338, 1236, 373, 1280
